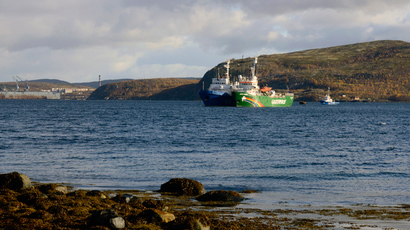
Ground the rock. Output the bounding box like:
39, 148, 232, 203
112, 193, 140, 204
37, 184, 68, 195
193, 219, 211, 230
86, 190, 107, 199
159, 178, 205, 196
137, 208, 175, 223
55, 185, 68, 194
142, 199, 165, 209
110, 216, 126, 229
241, 189, 259, 193
67, 190, 88, 198
17, 189, 42, 205
128, 196, 143, 206
166, 211, 211, 230
89, 209, 125, 229
29, 210, 53, 221
0, 172, 31, 190
196, 190, 244, 202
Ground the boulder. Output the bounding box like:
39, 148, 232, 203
166, 211, 211, 230
159, 178, 205, 196
37, 184, 68, 195
112, 193, 140, 204
196, 190, 244, 202
137, 208, 175, 223
86, 190, 107, 199
89, 209, 125, 229
0, 172, 31, 190
55, 185, 68, 194
193, 219, 211, 230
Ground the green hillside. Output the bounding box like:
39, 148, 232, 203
87, 40, 410, 102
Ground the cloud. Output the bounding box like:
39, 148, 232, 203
0, 0, 409, 83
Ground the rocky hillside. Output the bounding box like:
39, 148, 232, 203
87, 78, 200, 100
87, 40, 410, 102
199, 40, 410, 102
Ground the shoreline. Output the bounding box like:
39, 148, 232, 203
82, 187, 410, 230
97, 188, 410, 229
76, 183, 409, 208
1, 175, 410, 229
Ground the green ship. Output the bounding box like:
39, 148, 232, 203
233, 91, 294, 107
231, 57, 294, 107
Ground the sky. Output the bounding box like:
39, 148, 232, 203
1, 0, 409, 83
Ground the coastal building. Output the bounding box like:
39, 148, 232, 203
51, 88, 91, 93
0, 91, 60, 99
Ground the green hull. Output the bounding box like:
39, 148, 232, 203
233, 92, 294, 107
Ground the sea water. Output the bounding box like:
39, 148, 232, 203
0, 100, 409, 206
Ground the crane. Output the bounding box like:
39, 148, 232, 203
11, 76, 30, 91
16, 76, 29, 91
12, 76, 19, 91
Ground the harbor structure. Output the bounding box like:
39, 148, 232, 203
0, 76, 60, 99
0, 91, 60, 99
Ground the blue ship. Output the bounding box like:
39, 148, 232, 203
199, 90, 235, 106
320, 87, 340, 105
199, 59, 235, 106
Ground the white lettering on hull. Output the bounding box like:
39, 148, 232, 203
271, 100, 286, 105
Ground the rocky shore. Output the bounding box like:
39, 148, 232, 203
1, 172, 409, 229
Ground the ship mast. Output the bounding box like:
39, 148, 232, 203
224, 59, 230, 79
251, 57, 258, 78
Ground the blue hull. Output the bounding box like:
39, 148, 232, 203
199, 90, 235, 106
320, 101, 340, 105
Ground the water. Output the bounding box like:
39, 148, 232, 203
0, 100, 409, 206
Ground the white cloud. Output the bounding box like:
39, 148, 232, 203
146, 36, 187, 50
130, 63, 208, 79
0, 0, 409, 83
110, 54, 140, 73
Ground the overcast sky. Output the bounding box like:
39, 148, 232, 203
1, 0, 409, 83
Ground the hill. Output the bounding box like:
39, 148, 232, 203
0, 81, 93, 92
74, 40, 410, 102
199, 40, 409, 102
87, 78, 200, 100
29, 79, 72, 84
1, 79, 136, 93
72, 79, 133, 88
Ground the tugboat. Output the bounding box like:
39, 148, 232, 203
232, 57, 294, 107
320, 87, 339, 105
199, 60, 235, 106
